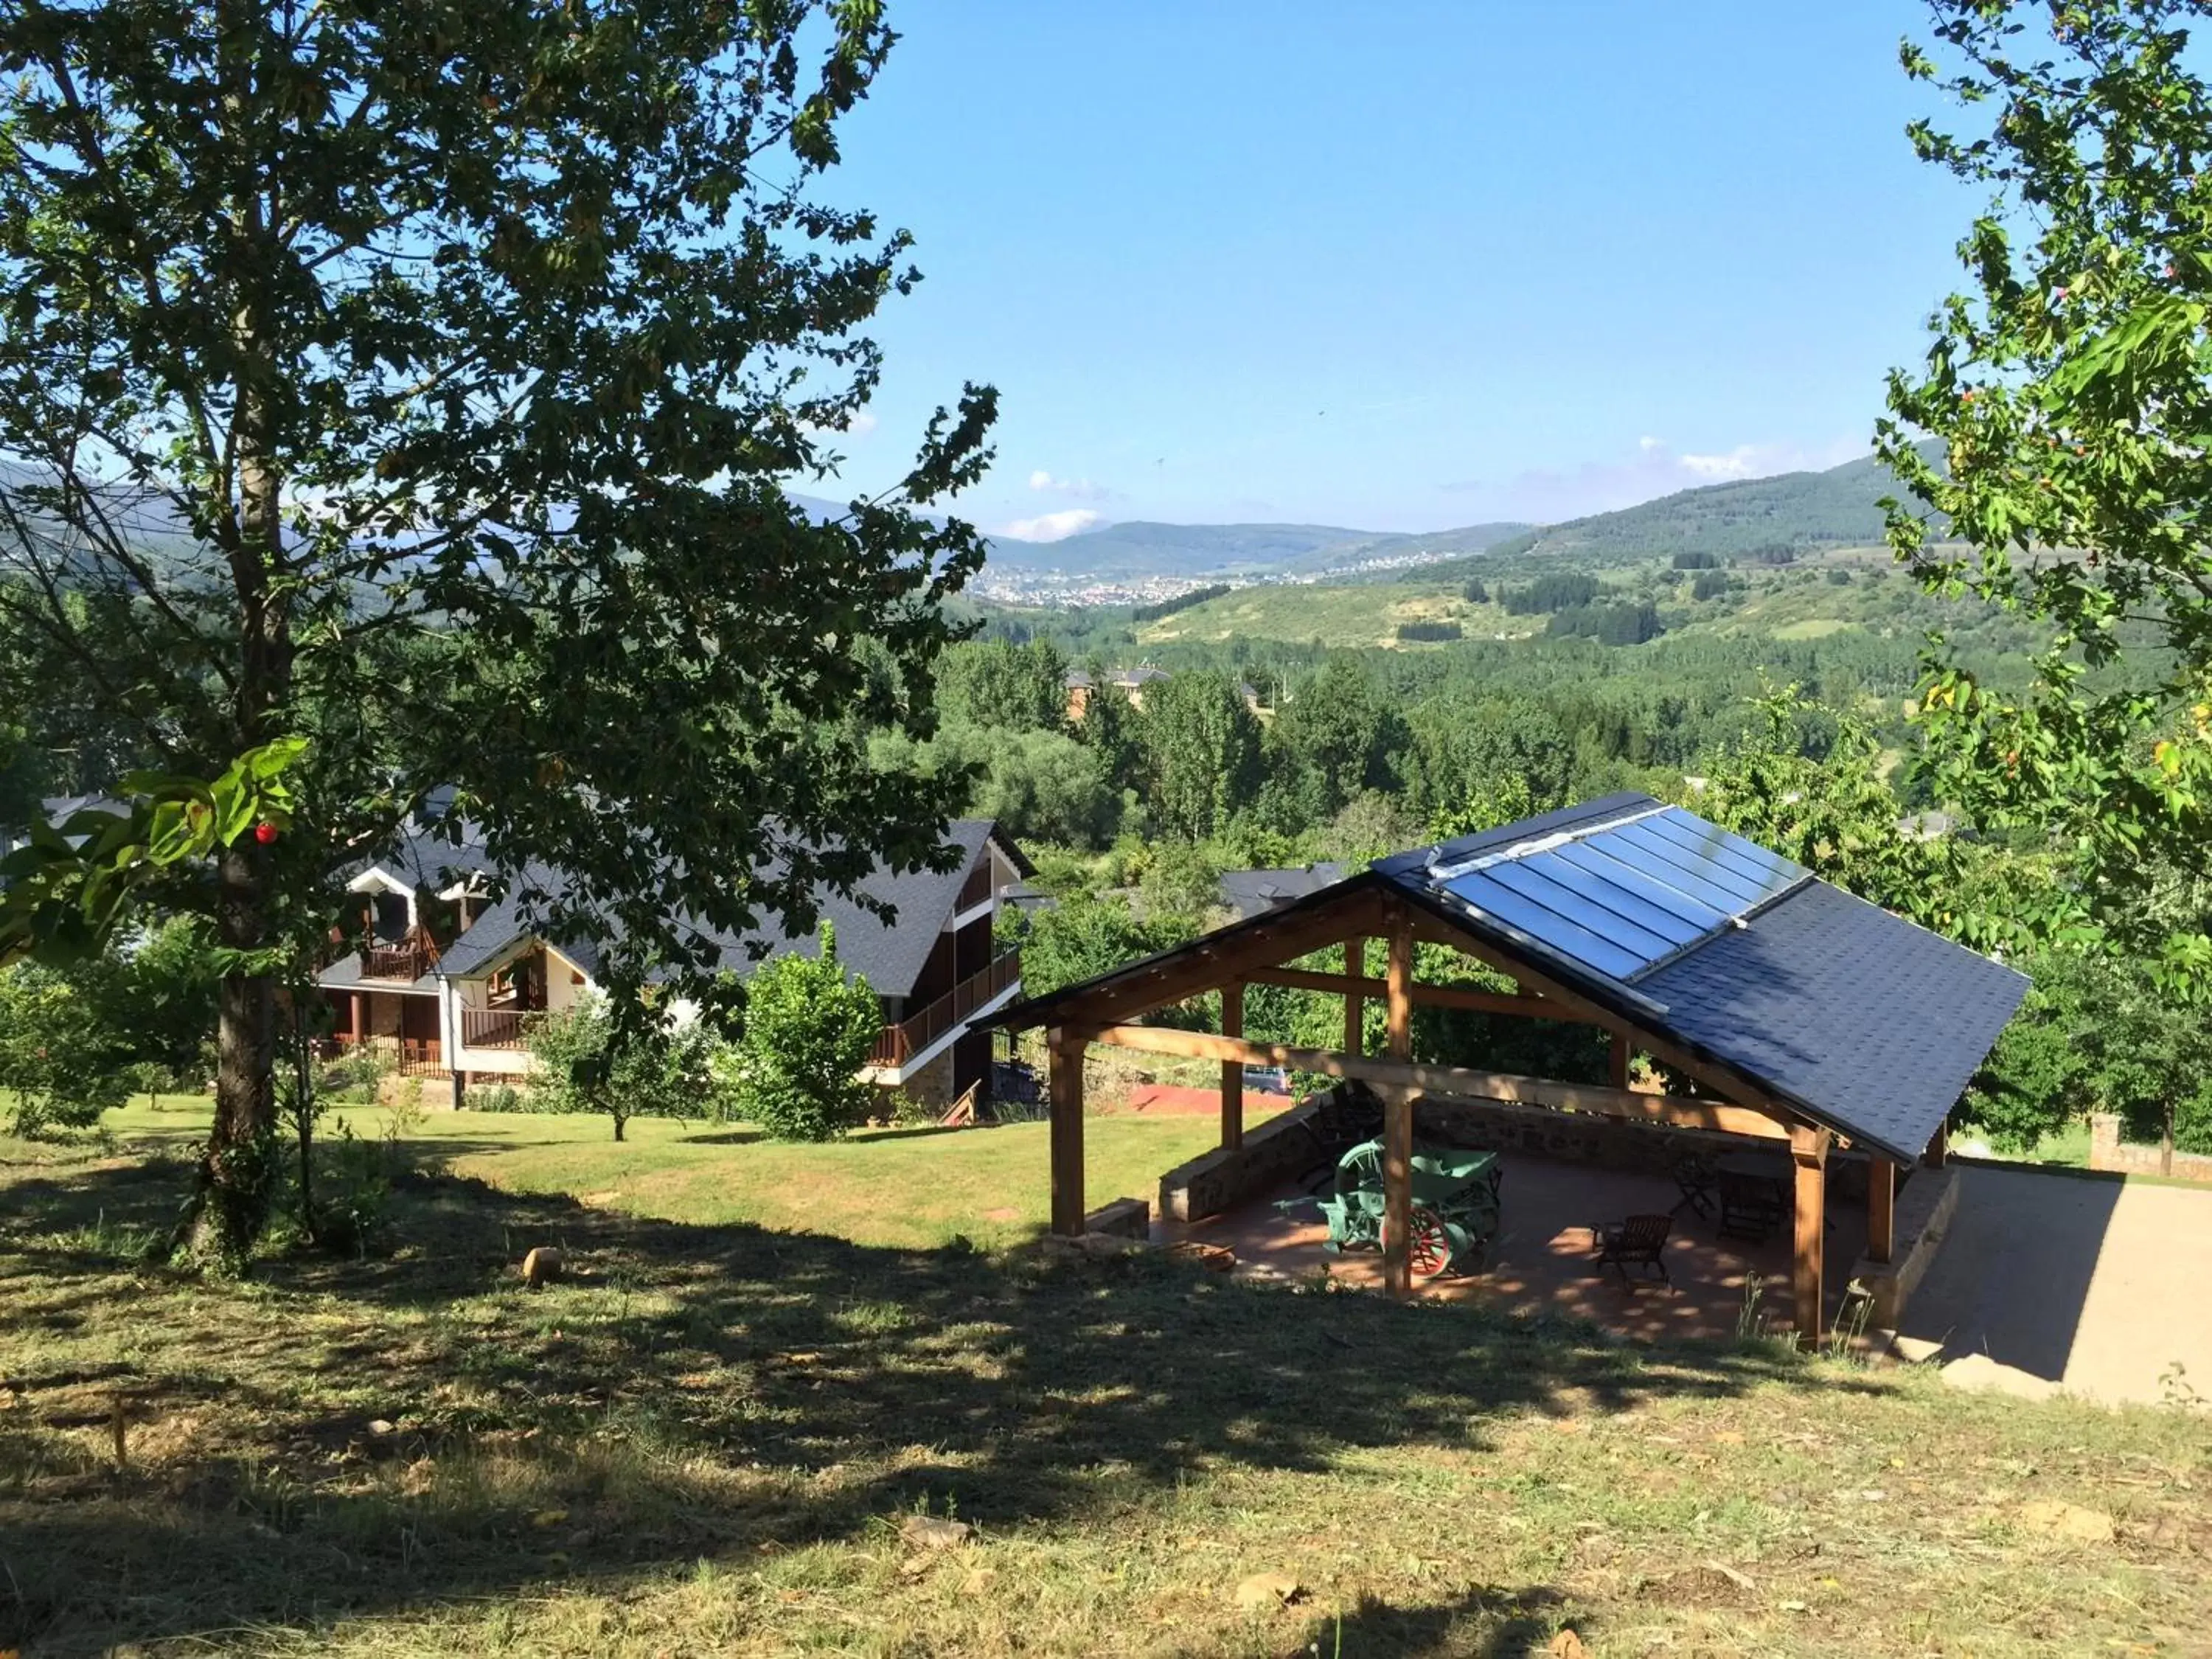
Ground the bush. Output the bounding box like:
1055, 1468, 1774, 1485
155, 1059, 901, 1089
726, 925, 881, 1142
1395, 619, 1463, 642
526, 994, 726, 1140
1691, 569, 1731, 600
0, 961, 131, 1135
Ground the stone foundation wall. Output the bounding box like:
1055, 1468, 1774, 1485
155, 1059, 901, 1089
1158, 1096, 1328, 1223
894, 1047, 958, 1109
1848, 1164, 1958, 1329
2090, 1111, 2212, 1181
1413, 1092, 1874, 1203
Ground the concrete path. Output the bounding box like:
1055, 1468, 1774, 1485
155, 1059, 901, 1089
1896, 1161, 2212, 1407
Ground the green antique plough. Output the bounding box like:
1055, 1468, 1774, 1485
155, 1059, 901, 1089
1312, 1138, 1501, 1281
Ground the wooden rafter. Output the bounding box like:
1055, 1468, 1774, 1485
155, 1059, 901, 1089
1077, 1023, 1791, 1141
1245, 964, 1588, 1023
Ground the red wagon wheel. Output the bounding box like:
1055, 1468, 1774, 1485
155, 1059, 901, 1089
1384, 1206, 1454, 1283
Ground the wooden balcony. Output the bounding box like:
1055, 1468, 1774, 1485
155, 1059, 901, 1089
360, 941, 433, 981
461, 1006, 545, 1051
869, 949, 1020, 1068
330, 1032, 446, 1077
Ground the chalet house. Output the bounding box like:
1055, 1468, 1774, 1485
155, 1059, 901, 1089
317, 818, 1031, 1106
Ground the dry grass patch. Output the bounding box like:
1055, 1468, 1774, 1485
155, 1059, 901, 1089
1, 1124, 2207, 1657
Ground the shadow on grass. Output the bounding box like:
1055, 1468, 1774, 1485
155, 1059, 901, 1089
0, 1153, 1865, 1655
1264, 1585, 1578, 1659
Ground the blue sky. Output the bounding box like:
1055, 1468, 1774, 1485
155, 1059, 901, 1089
815, 2, 1978, 539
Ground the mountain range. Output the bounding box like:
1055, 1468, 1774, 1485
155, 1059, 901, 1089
970, 446, 1933, 583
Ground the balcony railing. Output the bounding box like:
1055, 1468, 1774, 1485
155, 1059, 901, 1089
869, 948, 1020, 1068
361, 941, 433, 981
330, 1032, 446, 1077
461, 1006, 546, 1051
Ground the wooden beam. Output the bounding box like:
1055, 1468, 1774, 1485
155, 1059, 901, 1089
1220, 980, 1244, 1151
1382, 1086, 1413, 1295
1342, 936, 1364, 1056
1245, 964, 1594, 1023
1385, 911, 1413, 1060
1048, 1028, 1085, 1237
1078, 1024, 1792, 1139
1791, 1124, 1831, 1343
1048, 887, 1395, 1029
1867, 1155, 1895, 1265
1608, 1030, 1632, 1091
1924, 1116, 1949, 1169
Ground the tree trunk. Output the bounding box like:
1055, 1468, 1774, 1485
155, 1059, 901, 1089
187, 844, 278, 1263
613, 1112, 627, 1143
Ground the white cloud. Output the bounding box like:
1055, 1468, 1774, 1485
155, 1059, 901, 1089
1027, 468, 1113, 502
1638, 434, 1663, 453
1000, 507, 1103, 542
1677, 445, 1761, 480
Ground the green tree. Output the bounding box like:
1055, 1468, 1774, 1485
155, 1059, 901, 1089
124, 917, 222, 1096
0, 959, 133, 1135
525, 994, 721, 1144
1690, 684, 2025, 947
1270, 657, 1399, 816
1141, 670, 1261, 840
939, 639, 1071, 732
1011, 894, 1199, 1002
728, 926, 881, 1141
1074, 681, 1146, 795
0, 2, 995, 1259
1880, 0, 2212, 990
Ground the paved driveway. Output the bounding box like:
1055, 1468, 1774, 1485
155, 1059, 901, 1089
1898, 1161, 2212, 1405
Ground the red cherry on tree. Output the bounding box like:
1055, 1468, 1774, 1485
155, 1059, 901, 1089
253, 821, 279, 845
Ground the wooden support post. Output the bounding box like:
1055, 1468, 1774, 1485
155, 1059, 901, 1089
1381, 912, 1416, 1298
1048, 1028, 1086, 1237
1220, 980, 1244, 1150
1385, 916, 1413, 1062
1924, 1116, 1948, 1169
1607, 1029, 1631, 1091
1867, 1155, 1895, 1265
1382, 1086, 1413, 1295
1791, 1125, 1831, 1344
1343, 936, 1365, 1055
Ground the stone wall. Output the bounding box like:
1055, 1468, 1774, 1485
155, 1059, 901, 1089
1158, 1096, 1329, 1223
2089, 1111, 2212, 1181
895, 1047, 957, 1109
1412, 1092, 1874, 1203
1848, 1164, 1957, 1329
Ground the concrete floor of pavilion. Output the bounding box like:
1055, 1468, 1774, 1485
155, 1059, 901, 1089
1162, 1148, 1876, 1344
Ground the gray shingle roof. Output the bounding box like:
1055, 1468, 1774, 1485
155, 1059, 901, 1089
1220, 862, 1349, 921
431, 820, 1018, 1001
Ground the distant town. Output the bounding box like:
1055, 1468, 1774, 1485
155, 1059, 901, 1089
972, 543, 1462, 608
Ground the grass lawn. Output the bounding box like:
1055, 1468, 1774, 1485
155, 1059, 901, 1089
3, 1113, 2208, 1656
83, 1096, 1239, 1251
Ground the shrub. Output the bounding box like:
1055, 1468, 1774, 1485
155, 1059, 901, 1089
526, 994, 725, 1141
0, 961, 131, 1135
726, 925, 882, 1142
1394, 619, 1463, 642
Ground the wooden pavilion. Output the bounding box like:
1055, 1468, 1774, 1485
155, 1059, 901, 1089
998, 795, 2029, 1340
